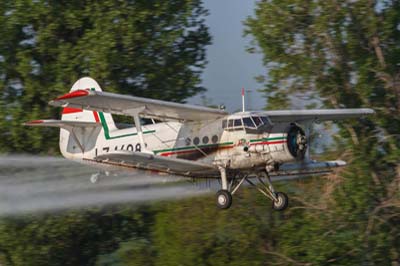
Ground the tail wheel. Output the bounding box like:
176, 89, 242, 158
272, 192, 288, 211
90, 173, 100, 184
216, 190, 232, 209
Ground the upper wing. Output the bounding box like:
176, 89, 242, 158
92, 151, 219, 177
261, 108, 374, 123
49, 90, 228, 121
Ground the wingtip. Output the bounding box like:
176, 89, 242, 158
23, 120, 44, 126
335, 160, 347, 167
54, 89, 89, 101
364, 108, 375, 114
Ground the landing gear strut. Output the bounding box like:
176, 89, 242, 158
246, 171, 289, 211
216, 166, 288, 211
216, 166, 233, 209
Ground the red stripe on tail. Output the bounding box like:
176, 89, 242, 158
92, 111, 100, 122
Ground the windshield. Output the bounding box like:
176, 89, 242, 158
260, 116, 270, 126
252, 116, 263, 127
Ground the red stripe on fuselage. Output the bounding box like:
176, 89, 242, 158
250, 140, 286, 146
92, 111, 100, 122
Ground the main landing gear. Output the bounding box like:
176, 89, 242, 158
216, 166, 288, 211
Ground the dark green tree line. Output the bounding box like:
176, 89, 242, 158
0, 0, 211, 153
245, 0, 400, 265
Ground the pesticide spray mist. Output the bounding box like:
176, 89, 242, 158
0, 155, 212, 216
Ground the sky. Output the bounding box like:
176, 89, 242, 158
188, 0, 266, 113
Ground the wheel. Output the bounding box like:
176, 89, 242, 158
90, 173, 100, 184
216, 190, 232, 209
272, 192, 288, 211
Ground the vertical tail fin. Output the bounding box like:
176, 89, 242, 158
61, 77, 115, 130
59, 77, 116, 159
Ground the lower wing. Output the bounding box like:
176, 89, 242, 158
89, 151, 345, 180
269, 160, 346, 181
90, 151, 220, 178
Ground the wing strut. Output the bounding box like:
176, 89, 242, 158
126, 107, 149, 153
70, 128, 84, 153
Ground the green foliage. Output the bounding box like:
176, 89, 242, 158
0, 0, 211, 154
151, 193, 268, 266
0, 207, 155, 266
0, 191, 280, 266
245, 0, 400, 265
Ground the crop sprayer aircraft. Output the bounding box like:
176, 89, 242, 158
25, 77, 374, 211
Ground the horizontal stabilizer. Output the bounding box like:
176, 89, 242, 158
24, 119, 101, 129
91, 151, 219, 177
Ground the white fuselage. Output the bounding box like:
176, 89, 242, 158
60, 111, 302, 171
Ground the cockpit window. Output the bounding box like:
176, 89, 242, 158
234, 119, 242, 127
243, 117, 256, 128
222, 120, 227, 129
260, 116, 270, 125
228, 119, 234, 127
252, 116, 263, 127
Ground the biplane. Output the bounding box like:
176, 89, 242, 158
25, 77, 374, 210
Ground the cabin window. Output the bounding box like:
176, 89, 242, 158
193, 137, 200, 145
234, 119, 242, 127
212, 135, 218, 143
185, 138, 191, 145
112, 114, 134, 129
252, 116, 263, 127
112, 115, 159, 130
243, 117, 256, 128
202, 136, 209, 144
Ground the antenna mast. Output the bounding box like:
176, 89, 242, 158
242, 87, 245, 112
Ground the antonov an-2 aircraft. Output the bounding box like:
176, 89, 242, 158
25, 77, 374, 211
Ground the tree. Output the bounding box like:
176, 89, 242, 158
0, 207, 155, 266
0, 0, 211, 154
246, 0, 400, 265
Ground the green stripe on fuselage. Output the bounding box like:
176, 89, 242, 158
249, 136, 285, 143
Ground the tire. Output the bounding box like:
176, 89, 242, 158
216, 190, 232, 209
272, 192, 288, 211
